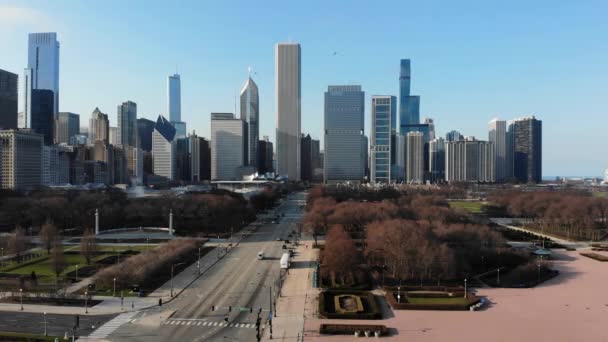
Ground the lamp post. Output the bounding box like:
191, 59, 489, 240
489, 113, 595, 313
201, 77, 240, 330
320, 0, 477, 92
75, 265, 79, 282
20, 288, 23, 311
113, 278, 116, 297
43, 312, 47, 336
170, 263, 184, 297
197, 247, 201, 276
84, 291, 89, 314
464, 278, 468, 298
537, 263, 541, 284
497, 268, 500, 286
397, 286, 401, 304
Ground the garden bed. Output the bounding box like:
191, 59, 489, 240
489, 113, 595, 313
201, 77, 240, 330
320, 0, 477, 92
384, 286, 479, 310
580, 252, 608, 262
318, 291, 382, 319
0, 295, 102, 307
0, 332, 57, 341
320, 323, 387, 336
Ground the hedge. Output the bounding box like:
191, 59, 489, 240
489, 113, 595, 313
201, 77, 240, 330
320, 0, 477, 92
0, 332, 57, 341
320, 324, 387, 335
580, 252, 608, 262
384, 286, 480, 311
318, 291, 382, 319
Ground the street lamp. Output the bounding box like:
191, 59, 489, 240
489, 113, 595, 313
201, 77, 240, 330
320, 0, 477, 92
75, 265, 79, 282
497, 268, 500, 286
43, 312, 47, 336
397, 286, 401, 304
464, 278, 468, 298
537, 263, 541, 284
197, 247, 201, 276
170, 263, 185, 297
113, 278, 117, 297
20, 288, 23, 311
85, 291, 89, 314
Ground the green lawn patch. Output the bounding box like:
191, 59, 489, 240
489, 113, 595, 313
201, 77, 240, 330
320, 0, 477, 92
0, 331, 58, 341
449, 201, 484, 213
405, 296, 470, 305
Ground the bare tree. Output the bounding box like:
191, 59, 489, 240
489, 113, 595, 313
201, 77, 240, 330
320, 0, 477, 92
39, 219, 59, 254
80, 228, 98, 265
50, 243, 66, 278
8, 226, 28, 262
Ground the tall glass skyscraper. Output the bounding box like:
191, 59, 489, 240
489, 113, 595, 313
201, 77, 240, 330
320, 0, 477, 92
370, 95, 396, 183
167, 74, 186, 138
240, 76, 259, 168
117, 101, 137, 146
508, 116, 542, 183
399, 59, 420, 130
275, 42, 301, 181
27, 33, 60, 115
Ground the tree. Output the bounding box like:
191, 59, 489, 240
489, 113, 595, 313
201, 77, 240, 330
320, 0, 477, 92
8, 226, 28, 262
80, 228, 98, 265
50, 244, 66, 278
321, 225, 358, 279
39, 220, 59, 254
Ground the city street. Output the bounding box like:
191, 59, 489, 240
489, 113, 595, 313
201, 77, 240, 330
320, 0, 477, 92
0, 311, 114, 338
104, 191, 307, 342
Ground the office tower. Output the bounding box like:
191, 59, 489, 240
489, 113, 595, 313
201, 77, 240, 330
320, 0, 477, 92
394, 135, 406, 182
445, 138, 495, 182
199, 137, 211, 181
167, 74, 186, 138
240, 75, 259, 168
370, 95, 397, 183
399, 59, 421, 131
89, 107, 109, 144
406, 132, 424, 184
117, 101, 137, 146
211, 113, 245, 180
27, 33, 60, 115
323, 85, 365, 183
301, 134, 312, 182
0, 69, 18, 129
137, 118, 155, 152
124, 145, 143, 185
30, 89, 54, 145
152, 115, 176, 181
489, 118, 507, 181
424, 118, 436, 140
109, 127, 118, 145
508, 116, 542, 183
446, 130, 463, 142
54, 112, 79, 144
362, 135, 369, 179
189, 132, 200, 183
275, 42, 301, 181
429, 138, 446, 183
42, 145, 58, 186
112, 146, 128, 184
175, 137, 191, 182
257, 137, 274, 175
0, 129, 43, 189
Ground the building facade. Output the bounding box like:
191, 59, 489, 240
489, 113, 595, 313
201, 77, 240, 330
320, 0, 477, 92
399, 59, 421, 131
0, 130, 43, 190
323, 85, 365, 183
406, 131, 424, 184
27, 33, 60, 115
0, 69, 18, 129
89, 107, 109, 144
508, 116, 542, 183
117, 101, 137, 146
489, 118, 507, 181
429, 137, 446, 183
167, 74, 186, 138
257, 137, 274, 175
275, 42, 301, 181
211, 113, 245, 180
137, 118, 155, 152
446, 130, 463, 142
370, 96, 397, 183
240, 76, 259, 168
54, 112, 79, 144
152, 115, 176, 181
445, 138, 495, 183
301, 134, 312, 182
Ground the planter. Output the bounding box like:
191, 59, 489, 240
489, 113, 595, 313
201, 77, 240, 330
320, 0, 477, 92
364, 330, 371, 337
375, 331, 381, 337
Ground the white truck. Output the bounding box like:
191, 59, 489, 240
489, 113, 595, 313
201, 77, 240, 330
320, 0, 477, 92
280, 252, 290, 269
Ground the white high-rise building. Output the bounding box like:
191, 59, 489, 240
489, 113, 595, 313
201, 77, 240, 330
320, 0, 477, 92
27, 33, 60, 115
240, 76, 259, 168
211, 113, 245, 181
603, 168, 608, 184
0, 129, 43, 190
489, 118, 507, 181
152, 115, 176, 180
275, 43, 301, 181
406, 131, 424, 184
445, 138, 495, 183
370, 96, 396, 183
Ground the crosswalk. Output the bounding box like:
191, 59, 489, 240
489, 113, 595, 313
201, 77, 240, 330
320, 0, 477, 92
87, 311, 137, 339
164, 319, 262, 330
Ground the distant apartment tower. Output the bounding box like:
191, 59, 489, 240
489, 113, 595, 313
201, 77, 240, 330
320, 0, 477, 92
167, 74, 186, 138
27, 33, 60, 115
89, 107, 109, 144
117, 101, 137, 146
406, 131, 424, 184
445, 138, 495, 182
152, 115, 176, 181
0, 129, 43, 190
240, 76, 259, 168
0, 69, 18, 129
211, 113, 245, 180
429, 138, 446, 183
275, 42, 301, 181
489, 118, 507, 181
54, 112, 79, 144
370, 96, 397, 183
446, 130, 463, 142
323, 85, 365, 183
508, 116, 542, 183
137, 118, 155, 152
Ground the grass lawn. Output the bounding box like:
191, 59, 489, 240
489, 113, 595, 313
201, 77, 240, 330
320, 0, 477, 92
449, 201, 485, 213
406, 296, 471, 305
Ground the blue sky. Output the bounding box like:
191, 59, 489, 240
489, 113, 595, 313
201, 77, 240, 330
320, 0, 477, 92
1, 0, 607, 176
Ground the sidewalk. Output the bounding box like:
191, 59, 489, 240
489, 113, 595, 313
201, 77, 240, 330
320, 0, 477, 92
264, 236, 319, 341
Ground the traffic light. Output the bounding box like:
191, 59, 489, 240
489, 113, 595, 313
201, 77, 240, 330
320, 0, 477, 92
211, 305, 215, 311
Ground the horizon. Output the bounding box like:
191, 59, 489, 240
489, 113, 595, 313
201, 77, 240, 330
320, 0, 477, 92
1, 0, 607, 176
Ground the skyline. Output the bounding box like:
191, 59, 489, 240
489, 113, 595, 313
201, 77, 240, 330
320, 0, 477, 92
1, 0, 607, 176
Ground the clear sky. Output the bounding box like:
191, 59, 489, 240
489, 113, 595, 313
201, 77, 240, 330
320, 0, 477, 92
1, 0, 607, 177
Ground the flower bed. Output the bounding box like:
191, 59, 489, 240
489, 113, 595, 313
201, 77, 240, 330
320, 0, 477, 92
385, 286, 480, 310
320, 323, 387, 335
318, 291, 382, 319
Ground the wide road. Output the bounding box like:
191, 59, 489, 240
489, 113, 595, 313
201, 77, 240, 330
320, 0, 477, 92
109, 191, 307, 342
0, 311, 114, 338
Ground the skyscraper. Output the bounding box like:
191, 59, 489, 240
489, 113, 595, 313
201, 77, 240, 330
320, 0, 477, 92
167, 74, 186, 138
30, 89, 54, 145
429, 137, 446, 183
275, 42, 301, 181
370, 95, 397, 183
89, 107, 109, 144
0, 69, 18, 129
489, 118, 507, 181
445, 138, 495, 183
240, 76, 259, 168
137, 118, 155, 152
446, 130, 464, 142
406, 132, 424, 184
27, 33, 60, 115
509, 116, 542, 183
300, 134, 312, 182
323, 85, 365, 183
54, 112, 79, 144
211, 113, 245, 180
257, 137, 274, 175
0, 129, 43, 190
399, 59, 420, 129
117, 101, 137, 146
152, 115, 176, 180
109, 127, 118, 145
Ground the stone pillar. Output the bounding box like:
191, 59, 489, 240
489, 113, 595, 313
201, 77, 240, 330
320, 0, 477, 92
95, 208, 99, 235
169, 209, 173, 236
